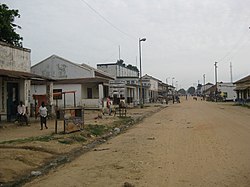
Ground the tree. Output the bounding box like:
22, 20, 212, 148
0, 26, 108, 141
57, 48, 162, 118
0, 4, 23, 47
187, 86, 195, 95
178, 88, 186, 95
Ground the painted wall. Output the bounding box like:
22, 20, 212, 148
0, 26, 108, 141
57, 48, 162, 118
0, 42, 31, 72
32, 55, 93, 79
217, 83, 236, 101
31, 84, 82, 108
149, 79, 158, 91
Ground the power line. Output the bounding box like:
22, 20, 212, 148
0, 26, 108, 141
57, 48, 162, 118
79, 0, 136, 40
218, 28, 250, 63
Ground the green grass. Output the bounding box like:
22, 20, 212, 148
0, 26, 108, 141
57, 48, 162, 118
85, 125, 108, 136
0, 134, 56, 144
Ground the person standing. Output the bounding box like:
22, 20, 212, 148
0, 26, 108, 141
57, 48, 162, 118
39, 102, 48, 130
17, 101, 28, 125
106, 96, 112, 115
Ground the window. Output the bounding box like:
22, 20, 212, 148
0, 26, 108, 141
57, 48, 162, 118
87, 88, 92, 99
53, 89, 62, 99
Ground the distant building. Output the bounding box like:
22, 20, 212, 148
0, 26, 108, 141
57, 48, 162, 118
204, 82, 236, 101
97, 61, 139, 105
201, 83, 213, 94
217, 82, 236, 101
234, 75, 250, 104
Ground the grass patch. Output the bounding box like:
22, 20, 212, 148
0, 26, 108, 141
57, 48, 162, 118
85, 125, 108, 136
70, 134, 87, 142
0, 135, 56, 144
113, 116, 134, 127
58, 138, 73, 144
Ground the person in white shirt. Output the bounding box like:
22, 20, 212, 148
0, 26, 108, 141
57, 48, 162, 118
17, 101, 28, 125
39, 101, 48, 130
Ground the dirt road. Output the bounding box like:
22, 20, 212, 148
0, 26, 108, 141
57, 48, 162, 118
25, 99, 250, 187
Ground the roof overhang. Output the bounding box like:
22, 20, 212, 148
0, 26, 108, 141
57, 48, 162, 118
0, 69, 52, 81
51, 77, 112, 84
234, 86, 250, 91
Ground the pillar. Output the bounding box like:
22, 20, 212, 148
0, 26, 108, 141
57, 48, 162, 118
98, 84, 104, 109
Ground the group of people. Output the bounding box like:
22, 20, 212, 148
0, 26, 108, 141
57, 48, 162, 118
16, 101, 48, 130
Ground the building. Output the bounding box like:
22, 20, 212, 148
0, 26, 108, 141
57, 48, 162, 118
204, 82, 236, 101
97, 61, 139, 105
141, 74, 160, 103
234, 75, 250, 104
201, 83, 213, 94
31, 55, 114, 109
217, 82, 236, 101
0, 41, 47, 121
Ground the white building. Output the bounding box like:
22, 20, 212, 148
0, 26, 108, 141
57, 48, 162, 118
217, 82, 236, 101
141, 74, 160, 103
31, 55, 114, 109
97, 62, 139, 105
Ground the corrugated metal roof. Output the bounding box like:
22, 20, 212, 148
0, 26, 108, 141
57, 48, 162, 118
234, 75, 250, 84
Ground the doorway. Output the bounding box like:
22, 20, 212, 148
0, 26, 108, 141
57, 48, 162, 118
7, 83, 19, 121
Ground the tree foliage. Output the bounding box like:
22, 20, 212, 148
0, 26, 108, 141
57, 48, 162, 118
187, 86, 195, 95
0, 4, 23, 47
116, 59, 139, 72
178, 88, 186, 95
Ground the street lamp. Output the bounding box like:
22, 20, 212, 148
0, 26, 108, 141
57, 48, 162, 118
214, 62, 218, 102
172, 77, 175, 103
139, 37, 146, 108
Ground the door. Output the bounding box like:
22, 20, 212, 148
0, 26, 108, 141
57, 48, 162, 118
87, 88, 92, 99
7, 83, 19, 121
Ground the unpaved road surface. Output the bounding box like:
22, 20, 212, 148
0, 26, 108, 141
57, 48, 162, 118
25, 99, 250, 187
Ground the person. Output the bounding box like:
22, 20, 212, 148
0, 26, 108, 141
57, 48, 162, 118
17, 101, 28, 125
38, 102, 48, 130
106, 96, 112, 115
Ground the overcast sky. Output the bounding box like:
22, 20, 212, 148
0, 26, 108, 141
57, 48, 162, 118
2, 0, 250, 89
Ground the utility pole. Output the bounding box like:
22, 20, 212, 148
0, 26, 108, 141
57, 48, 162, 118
139, 38, 146, 108
214, 62, 218, 102
118, 45, 121, 60
230, 62, 233, 83
203, 74, 206, 92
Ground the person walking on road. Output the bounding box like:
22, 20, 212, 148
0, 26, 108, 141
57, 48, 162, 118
38, 102, 48, 130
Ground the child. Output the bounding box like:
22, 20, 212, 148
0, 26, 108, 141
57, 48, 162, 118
39, 102, 48, 130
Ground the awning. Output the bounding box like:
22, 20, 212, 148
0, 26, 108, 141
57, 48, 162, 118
0, 69, 52, 81
234, 86, 249, 91
52, 77, 112, 84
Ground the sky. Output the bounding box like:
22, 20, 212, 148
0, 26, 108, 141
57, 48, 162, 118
1, 0, 250, 89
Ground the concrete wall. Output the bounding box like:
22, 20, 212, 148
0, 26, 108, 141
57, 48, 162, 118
217, 83, 236, 101
149, 79, 158, 91
0, 42, 31, 72
32, 55, 93, 79
97, 64, 138, 78
31, 84, 82, 108
97, 64, 117, 77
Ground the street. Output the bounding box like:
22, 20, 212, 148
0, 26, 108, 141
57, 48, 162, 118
25, 98, 250, 187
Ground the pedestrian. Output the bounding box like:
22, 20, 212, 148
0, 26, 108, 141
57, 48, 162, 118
17, 101, 28, 125
38, 101, 48, 130
106, 96, 112, 115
